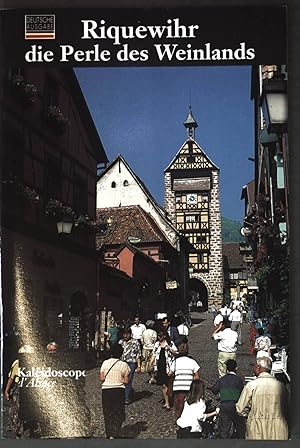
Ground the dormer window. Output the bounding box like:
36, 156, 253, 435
111, 181, 116, 188
123, 180, 129, 186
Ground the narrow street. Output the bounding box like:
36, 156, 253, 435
85, 312, 254, 439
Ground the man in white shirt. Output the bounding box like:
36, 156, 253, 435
130, 316, 146, 348
220, 304, 231, 317
213, 311, 224, 327
169, 342, 200, 418
177, 317, 189, 336
231, 299, 245, 323
254, 327, 272, 359
228, 306, 242, 345
212, 318, 238, 377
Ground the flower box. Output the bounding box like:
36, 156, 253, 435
46, 105, 69, 130
11, 75, 37, 103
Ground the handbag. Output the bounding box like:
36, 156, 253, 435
167, 360, 176, 397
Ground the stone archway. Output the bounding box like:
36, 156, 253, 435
189, 278, 209, 311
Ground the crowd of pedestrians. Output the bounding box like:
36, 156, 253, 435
96, 299, 290, 440
3, 300, 290, 441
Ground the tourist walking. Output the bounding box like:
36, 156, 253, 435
213, 309, 224, 327
169, 341, 200, 418
228, 306, 243, 345
210, 302, 218, 320
236, 357, 289, 440
212, 318, 238, 377
219, 303, 231, 318
177, 316, 189, 337
100, 344, 130, 439
104, 317, 119, 350
118, 328, 141, 405
141, 320, 157, 382
3, 345, 36, 438
254, 327, 272, 359
130, 316, 146, 349
149, 331, 178, 411
161, 316, 180, 346
210, 359, 245, 438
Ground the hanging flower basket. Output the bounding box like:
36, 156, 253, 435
16, 183, 40, 203
45, 199, 96, 231
3, 180, 39, 207
75, 214, 97, 230
45, 199, 76, 221
47, 105, 69, 129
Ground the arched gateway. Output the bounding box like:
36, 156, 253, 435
189, 278, 208, 311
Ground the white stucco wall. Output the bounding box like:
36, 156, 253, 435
96, 160, 178, 248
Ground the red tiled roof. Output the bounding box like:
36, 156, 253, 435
222, 242, 244, 270
96, 205, 168, 246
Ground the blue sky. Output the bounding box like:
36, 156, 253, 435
75, 66, 254, 222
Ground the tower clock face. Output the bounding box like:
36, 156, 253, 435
187, 193, 197, 204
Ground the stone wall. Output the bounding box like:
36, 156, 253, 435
164, 172, 176, 223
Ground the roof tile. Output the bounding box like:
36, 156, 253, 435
96, 205, 168, 246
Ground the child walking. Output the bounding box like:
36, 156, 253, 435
176, 379, 219, 438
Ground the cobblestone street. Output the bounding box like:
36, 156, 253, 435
86, 312, 254, 439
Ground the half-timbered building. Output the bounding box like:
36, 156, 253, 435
164, 108, 223, 308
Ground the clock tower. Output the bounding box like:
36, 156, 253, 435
164, 108, 223, 308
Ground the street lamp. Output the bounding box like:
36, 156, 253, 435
261, 72, 287, 134
261, 69, 289, 241
240, 226, 252, 237
259, 128, 278, 146
56, 215, 74, 234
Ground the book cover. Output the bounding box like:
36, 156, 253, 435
0, 0, 296, 443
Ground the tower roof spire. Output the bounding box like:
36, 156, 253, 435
183, 106, 198, 139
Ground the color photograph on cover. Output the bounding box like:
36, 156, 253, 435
0, 5, 290, 441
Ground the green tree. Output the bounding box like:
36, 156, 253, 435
221, 217, 244, 242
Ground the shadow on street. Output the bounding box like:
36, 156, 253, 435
132, 390, 153, 402
121, 421, 148, 438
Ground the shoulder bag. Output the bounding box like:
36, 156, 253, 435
167, 360, 176, 397
102, 359, 120, 381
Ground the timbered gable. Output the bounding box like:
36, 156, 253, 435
165, 139, 219, 172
